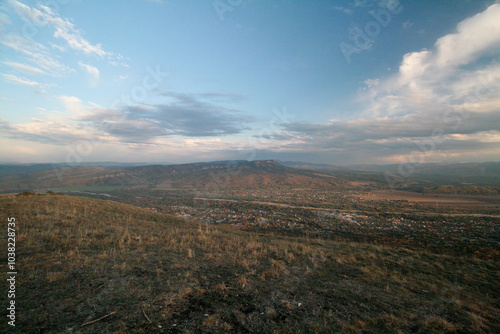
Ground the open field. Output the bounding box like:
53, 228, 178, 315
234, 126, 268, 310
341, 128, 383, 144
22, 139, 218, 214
47, 186, 128, 193
358, 190, 500, 211
121, 191, 499, 261
1, 193, 499, 333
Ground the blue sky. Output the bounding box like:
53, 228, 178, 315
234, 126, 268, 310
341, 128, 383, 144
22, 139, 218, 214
0, 0, 499, 165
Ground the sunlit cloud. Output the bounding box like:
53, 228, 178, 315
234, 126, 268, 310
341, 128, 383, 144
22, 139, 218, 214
1, 34, 74, 76
7, 0, 127, 66
10, 0, 107, 57
2, 73, 41, 86
2, 61, 46, 75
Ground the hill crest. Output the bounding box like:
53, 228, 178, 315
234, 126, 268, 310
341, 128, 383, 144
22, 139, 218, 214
0, 160, 343, 192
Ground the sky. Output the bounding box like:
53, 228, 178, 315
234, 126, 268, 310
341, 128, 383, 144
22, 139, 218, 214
0, 0, 499, 165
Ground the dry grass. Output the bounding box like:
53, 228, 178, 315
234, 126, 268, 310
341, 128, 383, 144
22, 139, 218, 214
0, 193, 498, 333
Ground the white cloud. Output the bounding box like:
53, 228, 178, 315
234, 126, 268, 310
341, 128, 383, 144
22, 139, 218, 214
78, 62, 100, 86
49, 42, 67, 52
0, 11, 11, 30
1, 33, 47, 55
361, 3, 500, 118
53, 26, 107, 57
1, 34, 74, 76
364, 78, 379, 88
8, 0, 122, 61
31, 52, 74, 75
434, 4, 500, 68
2, 73, 41, 86
58, 95, 86, 115
10, 0, 106, 56
3, 61, 46, 75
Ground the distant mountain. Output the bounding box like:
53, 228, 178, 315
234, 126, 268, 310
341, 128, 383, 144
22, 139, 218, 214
0, 161, 158, 176
0, 166, 141, 192
2, 160, 498, 193
282, 160, 500, 173
278, 161, 352, 171
0, 160, 344, 193
281, 161, 500, 186
409, 162, 500, 186
411, 162, 500, 177
0, 163, 60, 176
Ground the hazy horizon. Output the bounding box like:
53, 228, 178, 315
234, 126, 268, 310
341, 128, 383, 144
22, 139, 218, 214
1, 158, 500, 168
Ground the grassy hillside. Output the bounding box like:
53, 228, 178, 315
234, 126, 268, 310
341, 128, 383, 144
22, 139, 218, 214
423, 185, 500, 196
1, 194, 498, 333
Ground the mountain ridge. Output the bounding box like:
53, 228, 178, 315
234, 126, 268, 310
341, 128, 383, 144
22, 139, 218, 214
0, 160, 344, 192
